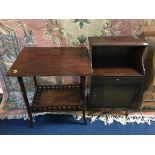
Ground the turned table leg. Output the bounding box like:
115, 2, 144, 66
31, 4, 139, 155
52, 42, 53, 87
80, 76, 87, 125
33, 76, 37, 88
17, 76, 33, 128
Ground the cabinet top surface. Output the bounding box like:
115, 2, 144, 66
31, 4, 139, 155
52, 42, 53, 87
7, 47, 93, 76
89, 36, 149, 46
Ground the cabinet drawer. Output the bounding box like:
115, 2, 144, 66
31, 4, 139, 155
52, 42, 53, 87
92, 77, 144, 86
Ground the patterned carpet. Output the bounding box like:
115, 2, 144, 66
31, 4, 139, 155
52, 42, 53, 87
0, 19, 155, 122
1, 109, 155, 125
0, 114, 155, 135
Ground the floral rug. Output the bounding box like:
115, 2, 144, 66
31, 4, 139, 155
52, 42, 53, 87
1, 109, 155, 125
0, 19, 155, 125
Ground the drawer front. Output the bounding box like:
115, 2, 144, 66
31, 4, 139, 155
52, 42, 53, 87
92, 76, 144, 86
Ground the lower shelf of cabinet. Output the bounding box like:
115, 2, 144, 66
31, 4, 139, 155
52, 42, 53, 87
31, 85, 83, 112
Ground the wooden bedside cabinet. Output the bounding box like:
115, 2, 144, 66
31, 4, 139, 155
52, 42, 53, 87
88, 36, 149, 111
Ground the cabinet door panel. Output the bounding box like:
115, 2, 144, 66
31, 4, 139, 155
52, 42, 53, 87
90, 78, 140, 108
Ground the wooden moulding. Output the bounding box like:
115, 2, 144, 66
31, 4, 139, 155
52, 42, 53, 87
89, 36, 148, 46
31, 85, 83, 112
93, 67, 143, 76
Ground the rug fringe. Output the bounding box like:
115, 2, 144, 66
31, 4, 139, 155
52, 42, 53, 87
86, 114, 155, 125
1, 112, 155, 125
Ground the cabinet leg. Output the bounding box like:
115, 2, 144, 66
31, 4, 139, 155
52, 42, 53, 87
82, 109, 87, 125
125, 110, 128, 117
29, 115, 33, 128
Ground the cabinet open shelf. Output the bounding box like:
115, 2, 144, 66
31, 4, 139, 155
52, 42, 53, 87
91, 45, 146, 76
31, 84, 82, 112
93, 67, 143, 76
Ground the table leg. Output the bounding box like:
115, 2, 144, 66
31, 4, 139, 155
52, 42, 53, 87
33, 76, 37, 88
17, 76, 33, 128
82, 108, 87, 125
80, 76, 87, 125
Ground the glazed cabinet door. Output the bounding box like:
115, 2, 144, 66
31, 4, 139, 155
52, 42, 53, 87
89, 77, 143, 109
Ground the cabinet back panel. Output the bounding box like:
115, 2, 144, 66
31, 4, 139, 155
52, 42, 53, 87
92, 46, 145, 69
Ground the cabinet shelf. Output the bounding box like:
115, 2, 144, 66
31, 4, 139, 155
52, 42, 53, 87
31, 85, 82, 112
93, 67, 143, 76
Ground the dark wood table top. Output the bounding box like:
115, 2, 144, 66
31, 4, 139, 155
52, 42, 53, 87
7, 47, 93, 76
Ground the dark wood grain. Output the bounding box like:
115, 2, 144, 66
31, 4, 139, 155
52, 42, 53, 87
33, 76, 37, 87
7, 47, 92, 76
93, 67, 143, 76
88, 36, 148, 110
6, 47, 89, 126
33, 86, 81, 107
89, 36, 149, 46
17, 77, 33, 127
31, 85, 82, 112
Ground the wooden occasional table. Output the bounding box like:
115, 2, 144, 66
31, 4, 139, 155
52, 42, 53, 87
7, 47, 92, 127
